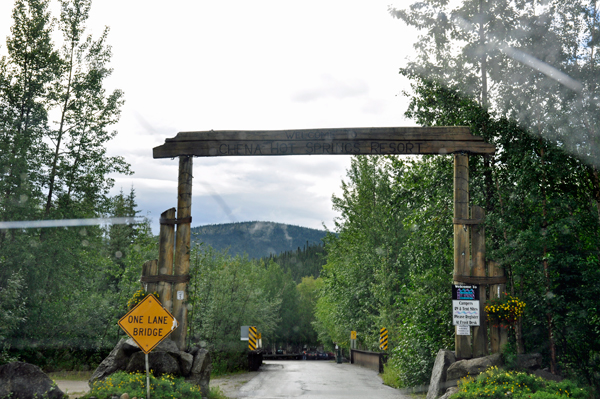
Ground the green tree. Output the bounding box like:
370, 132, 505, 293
403, 77, 600, 389
259, 260, 300, 349
187, 246, 281, 352
296, 276, 322, 348
389, 0, 600, 209
106, 187, 143, 275
391, 0, 599, 383
386, 154, 456, 387
315, 156, 408, 350
44, 0, 129, 219
265, 242, 327, 284
0, 0, 136, 363
0, 0, 56, 250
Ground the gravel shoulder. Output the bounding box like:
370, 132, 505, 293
210, 371, 259, 398
54, 380, 90, 398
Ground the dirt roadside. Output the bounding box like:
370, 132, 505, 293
210, 371, 259, 398
54, 380, 90, 398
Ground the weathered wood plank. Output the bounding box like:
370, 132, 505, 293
489, 261, 508, 354
142, 259, 159, 294
471, 206, 488, 358
157, 208, 176, 312
171, 156, 193, 350
454, 154, 472, 359
166, 126, 481, 142
153, 127, 496, 158
154, 139, 496, 158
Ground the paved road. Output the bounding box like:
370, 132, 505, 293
230, 360, 407, 399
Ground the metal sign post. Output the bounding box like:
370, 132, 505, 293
350, 331, 357, 349
118, 294, 177, 399
145, 353, 150, 399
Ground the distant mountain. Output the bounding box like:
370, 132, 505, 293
190, 221, 329, 259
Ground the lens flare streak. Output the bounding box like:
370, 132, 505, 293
0, 217, 144, 229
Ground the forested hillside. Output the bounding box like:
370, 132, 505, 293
191, 221, 327, 259
263, 242, 326, 283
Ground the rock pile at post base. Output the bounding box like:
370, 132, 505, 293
426, 350, 551, 399
90, 338, 211, 397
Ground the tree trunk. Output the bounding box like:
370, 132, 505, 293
539, 140, 558, 374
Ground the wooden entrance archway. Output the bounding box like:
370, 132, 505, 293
152, 126, 498, 358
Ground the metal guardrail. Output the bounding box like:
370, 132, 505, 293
263, 353, 302, 360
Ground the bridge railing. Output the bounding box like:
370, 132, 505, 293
349, 349, 387, 373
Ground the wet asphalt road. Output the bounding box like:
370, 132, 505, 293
233, 360, 407, 398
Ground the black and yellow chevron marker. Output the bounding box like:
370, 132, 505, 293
379, 327, 388, 350
249, 326, 257, 350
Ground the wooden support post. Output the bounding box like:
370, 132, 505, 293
454, 154, 472, 359
489, 261, 508, 353
157, 208, 176, 312
142, 259, 158, 294
171, 156, 193, 350
471, 206, 487, 357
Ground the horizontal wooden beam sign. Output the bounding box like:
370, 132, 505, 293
152, 127, 496, 158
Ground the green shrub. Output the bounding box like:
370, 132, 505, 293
452, 367, 590, 399
381, 362, 403, 388
208, 386, 229, 399
81, 371, 204, 399
210, 351, 247, 376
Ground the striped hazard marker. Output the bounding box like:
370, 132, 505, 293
379, 327, 388, 350
249, 326, 258, 351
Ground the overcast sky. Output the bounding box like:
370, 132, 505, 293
0, 1, 419, 234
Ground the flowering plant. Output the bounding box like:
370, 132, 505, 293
484, 293, 525, 328
127, 289, 160, 310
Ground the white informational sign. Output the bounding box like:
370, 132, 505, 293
177, 291, 184, 300
240, 325, 250, 341
452, 284, 480, 326
456, 325, 471, 335
452, 300, 480, 326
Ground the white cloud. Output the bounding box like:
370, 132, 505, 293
0, 0, 419, 234
292, 75, 369, 102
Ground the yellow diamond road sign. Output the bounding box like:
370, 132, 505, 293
118, 294, 178, 354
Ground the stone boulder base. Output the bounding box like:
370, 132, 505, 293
439, 387, 459, 399
126, 351, 180, 375
516, 353, 542, 370
534, 369, 563, 382
426, 351, 552, 399
90, 338, 212, 397
0, 362, 65, 399
446, 353, 503, 382
89, 339, 130, 384
187, 347, 211, 397
426, 349, 456, 399
179, 351, 194, 376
